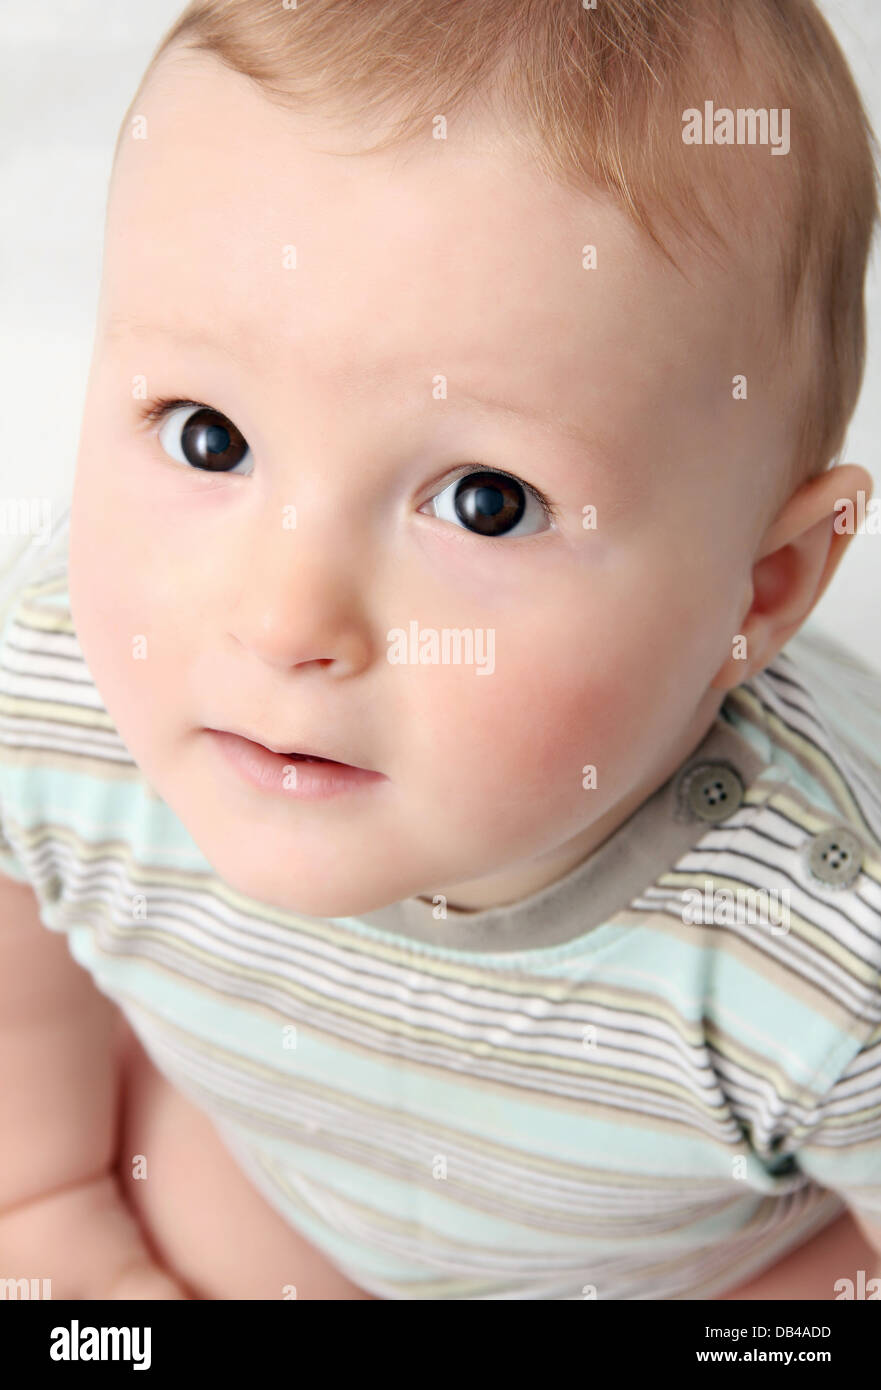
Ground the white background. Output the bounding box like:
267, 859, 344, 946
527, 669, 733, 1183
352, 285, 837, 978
1, 0, 879, 661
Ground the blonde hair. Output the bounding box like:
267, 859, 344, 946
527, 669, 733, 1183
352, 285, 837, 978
119, 0, 878, 504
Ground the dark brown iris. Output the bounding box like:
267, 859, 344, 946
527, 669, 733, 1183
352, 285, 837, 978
454, 471, 525, 536
180, 408, 248, 471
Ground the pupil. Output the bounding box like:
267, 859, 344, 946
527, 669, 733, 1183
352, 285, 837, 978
474, 486, 503, 516
206, 424, 230, 454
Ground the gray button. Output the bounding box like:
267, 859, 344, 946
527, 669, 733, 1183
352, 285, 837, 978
680, 762, 745, 823
767, 1152, 798, 1177
42, 874, 62, 902
805, 827, 864, 888
766, 1134, 799, 1176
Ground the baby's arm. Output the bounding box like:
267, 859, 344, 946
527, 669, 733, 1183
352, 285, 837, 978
0, 873, 190, 1298
715, 1206, 878, 1300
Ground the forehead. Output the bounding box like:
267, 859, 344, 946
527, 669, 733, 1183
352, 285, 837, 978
102, 51, 750, 422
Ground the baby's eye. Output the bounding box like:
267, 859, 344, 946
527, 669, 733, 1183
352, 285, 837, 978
156, 403, 252, 475
144, 400, 554, 537
423, 469, 552, 539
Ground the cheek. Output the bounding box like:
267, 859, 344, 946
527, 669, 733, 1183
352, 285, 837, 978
408, 629, 636, 824
69, 471, 175, 739
408, 559, 718, 825
71, 423, 202, 647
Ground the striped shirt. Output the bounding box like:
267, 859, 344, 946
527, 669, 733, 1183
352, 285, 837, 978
0, 508, 880, 1299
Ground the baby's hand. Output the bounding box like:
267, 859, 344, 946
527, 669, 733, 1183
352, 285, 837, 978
0, 1171, 193, 1300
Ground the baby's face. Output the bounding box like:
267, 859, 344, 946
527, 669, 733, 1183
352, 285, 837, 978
69, 51, 786, 917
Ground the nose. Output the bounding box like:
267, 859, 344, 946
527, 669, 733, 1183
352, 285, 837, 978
225, 518, 373, 675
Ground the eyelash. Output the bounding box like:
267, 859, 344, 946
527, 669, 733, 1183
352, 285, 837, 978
135, 395, 560, 529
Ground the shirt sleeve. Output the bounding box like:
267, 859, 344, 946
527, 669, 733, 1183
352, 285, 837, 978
0, 534, 46, 887
793, 1020, 881, 1228
0, 822, 29, 884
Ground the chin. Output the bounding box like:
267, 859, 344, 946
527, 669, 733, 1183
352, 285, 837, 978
207, 857, 397, 921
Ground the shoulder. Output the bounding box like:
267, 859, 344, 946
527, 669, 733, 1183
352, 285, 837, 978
701, 629, 881, 1148
0, 501, 77, 637
0, 505, 146, 894
0, 508, 74, 883
724, 625, 881, 863
0, 503, 79, 720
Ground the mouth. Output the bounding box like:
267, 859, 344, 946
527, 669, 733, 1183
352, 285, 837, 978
207, 728, 369, 771
206, 727, 386, 798
267, 750, 340, 764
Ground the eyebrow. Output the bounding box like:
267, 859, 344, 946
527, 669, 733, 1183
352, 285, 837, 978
103, 315, 256, 372
103, 314, 605, 455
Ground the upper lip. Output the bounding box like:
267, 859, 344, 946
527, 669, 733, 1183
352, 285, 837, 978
210, 726, 368, 769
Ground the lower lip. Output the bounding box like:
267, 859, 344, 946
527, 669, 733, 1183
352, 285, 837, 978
207, 730, 387, 799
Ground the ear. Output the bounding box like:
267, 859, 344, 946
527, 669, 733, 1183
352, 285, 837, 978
710, 463, 874, 691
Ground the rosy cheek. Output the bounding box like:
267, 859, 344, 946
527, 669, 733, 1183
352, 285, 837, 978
416, 651, 604, 805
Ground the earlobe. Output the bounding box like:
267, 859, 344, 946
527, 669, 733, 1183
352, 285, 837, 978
708, 635, 760, 693
709, 600, 758, 693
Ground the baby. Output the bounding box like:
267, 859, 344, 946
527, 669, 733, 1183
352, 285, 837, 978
1, 0, 880, 1301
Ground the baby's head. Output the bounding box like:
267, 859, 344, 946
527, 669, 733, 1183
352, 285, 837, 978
68, 0, 878, 917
